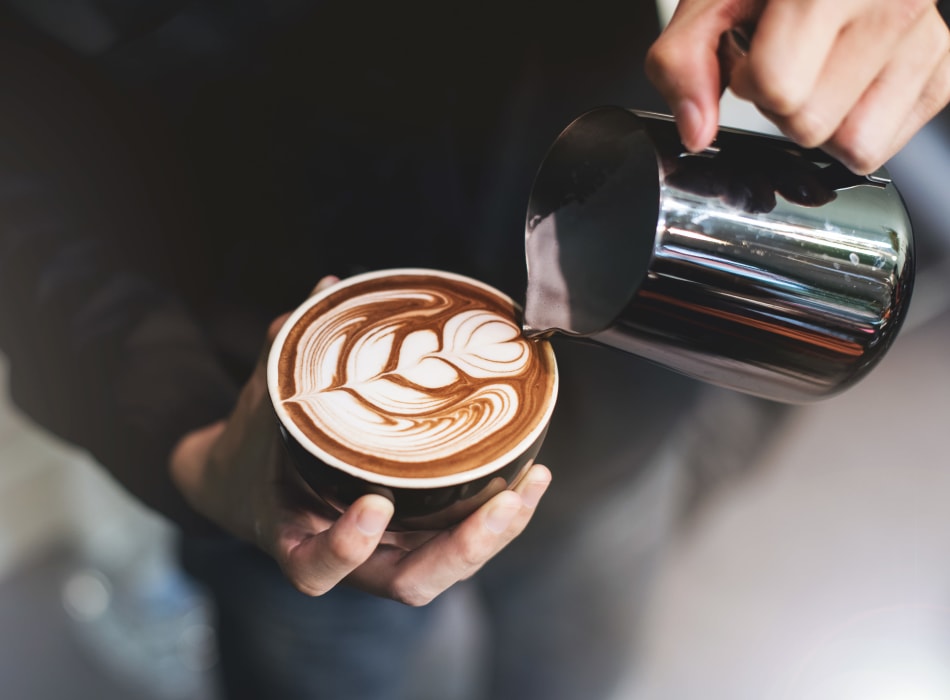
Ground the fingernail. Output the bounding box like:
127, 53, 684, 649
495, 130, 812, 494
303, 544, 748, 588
485, 500, 520, 534
357, 501, 391, 536
676, 99, 705, 152
520, 478, 550, 510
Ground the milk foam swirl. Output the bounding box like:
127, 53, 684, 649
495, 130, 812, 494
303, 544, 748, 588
276, 273, 556, 478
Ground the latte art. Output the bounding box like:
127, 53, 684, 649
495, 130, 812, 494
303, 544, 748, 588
276, 272, 557, 479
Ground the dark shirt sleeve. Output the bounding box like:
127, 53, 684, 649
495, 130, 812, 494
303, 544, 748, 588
0, 31, 237, 534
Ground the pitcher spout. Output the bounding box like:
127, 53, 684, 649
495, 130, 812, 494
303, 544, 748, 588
520, 323, 556, 341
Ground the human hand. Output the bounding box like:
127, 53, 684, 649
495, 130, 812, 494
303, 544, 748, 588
646, 0, 950, 174
170, 275, 552, 605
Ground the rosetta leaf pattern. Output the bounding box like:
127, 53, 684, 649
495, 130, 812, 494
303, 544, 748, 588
327, 310, 529, 411
288, 304, 532, 462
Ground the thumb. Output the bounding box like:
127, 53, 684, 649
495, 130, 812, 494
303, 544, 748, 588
646, 1, 756, 152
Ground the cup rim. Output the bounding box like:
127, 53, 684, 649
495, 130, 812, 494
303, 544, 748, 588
266, 267, 559, 489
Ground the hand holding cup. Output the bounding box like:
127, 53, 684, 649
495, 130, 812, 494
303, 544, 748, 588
171, 273, 554, 605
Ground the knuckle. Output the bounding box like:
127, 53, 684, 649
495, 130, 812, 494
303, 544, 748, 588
455, 536, 491, 570
832, 130, 881, 175
865, 0, 929, 38
891, 0, 932, 30
784, 109, 833, 149
291, 578, 329, 598
750, 67, 804, 116
644, 37, 680, 85
387, 578, 435, 607
923, 8, 950, 51
917, 87, 949, 126
325, 530, 364, 569
773, 0, 825, 28
277, 557, 334, 598
937, 22, 950, 55
281, 565, 332, 597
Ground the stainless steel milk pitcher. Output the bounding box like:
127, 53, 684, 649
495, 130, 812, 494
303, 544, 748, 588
523, 108, 915, 403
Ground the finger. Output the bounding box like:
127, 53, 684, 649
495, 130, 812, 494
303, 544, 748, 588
646, 0, 746, 152
274, 494, 394, 597
729, 0, 854, 117
311, 274, 340, 296
510, 462, 553, 511
749, 10, 897, 147
738, 0, 938, 151
829, 8, 950, 173
885, 53, 950, 170
353, 464, 552, 606
375, 465, 551, 551
379, 528, 442, 550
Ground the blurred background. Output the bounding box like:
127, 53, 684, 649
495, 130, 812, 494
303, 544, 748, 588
0, 352, 221, 700
2, 5, 950, 697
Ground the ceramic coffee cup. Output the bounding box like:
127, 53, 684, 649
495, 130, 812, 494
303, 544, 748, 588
267, 268, 558, 531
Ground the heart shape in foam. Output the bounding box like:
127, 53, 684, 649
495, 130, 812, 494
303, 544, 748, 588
331, 308, 530, 414
395, 310, 530, 387
286, 304, 532, 462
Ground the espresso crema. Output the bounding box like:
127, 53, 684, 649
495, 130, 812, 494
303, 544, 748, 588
276, 272, 557, 478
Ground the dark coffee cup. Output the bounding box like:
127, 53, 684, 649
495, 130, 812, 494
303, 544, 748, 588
267, 268, 558, 531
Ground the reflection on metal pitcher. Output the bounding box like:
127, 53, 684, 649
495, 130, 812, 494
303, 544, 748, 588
523, 107, 914, 403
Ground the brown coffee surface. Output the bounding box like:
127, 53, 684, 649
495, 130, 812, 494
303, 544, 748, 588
276, 272, 557, 478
